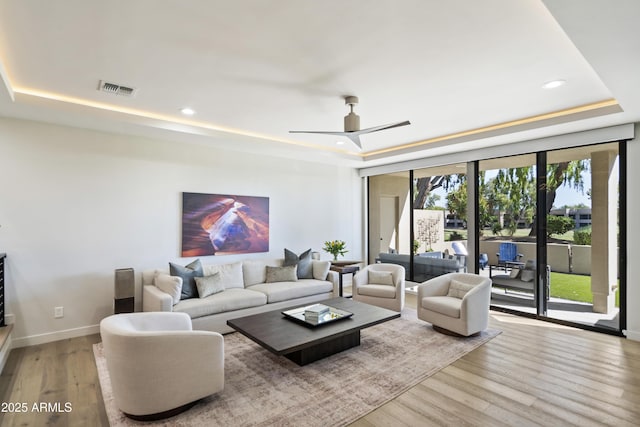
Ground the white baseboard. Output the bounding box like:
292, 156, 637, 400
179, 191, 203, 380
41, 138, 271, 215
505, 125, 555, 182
11, 324, 100, 348
624, 329, 640, 342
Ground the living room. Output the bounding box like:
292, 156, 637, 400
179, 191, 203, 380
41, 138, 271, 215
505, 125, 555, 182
1, 1, 640, 426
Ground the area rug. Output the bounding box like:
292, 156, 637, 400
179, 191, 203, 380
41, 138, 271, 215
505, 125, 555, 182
94, 309, 499, 426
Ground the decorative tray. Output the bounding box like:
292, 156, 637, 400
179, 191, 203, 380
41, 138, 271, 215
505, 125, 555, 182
282, 304, 353, 327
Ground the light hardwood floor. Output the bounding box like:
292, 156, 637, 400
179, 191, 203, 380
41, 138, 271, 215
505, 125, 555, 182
0, 295, 638, 426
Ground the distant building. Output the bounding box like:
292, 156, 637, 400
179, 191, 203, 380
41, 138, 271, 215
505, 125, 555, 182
550, 207, 592, 229
445, 211, 465, 228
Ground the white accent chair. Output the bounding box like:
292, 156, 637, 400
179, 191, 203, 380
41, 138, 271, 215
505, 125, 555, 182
417, 273, 491, 336
353, 263, 405, 311
100, 312, 224, 420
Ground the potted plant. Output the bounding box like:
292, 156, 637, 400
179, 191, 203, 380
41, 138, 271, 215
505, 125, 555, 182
323, 240, 348, 261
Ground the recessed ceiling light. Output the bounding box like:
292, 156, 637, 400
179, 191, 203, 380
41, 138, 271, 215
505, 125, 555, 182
180, 107, 195, 116
542, 79, 566, 89
336, 141, 345, 145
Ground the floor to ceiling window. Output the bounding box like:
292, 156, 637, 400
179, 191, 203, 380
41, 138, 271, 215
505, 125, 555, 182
366, 140, 626, 335
368, 164, 467, 283
478, 154, 539, 313
544, 144, 620, 331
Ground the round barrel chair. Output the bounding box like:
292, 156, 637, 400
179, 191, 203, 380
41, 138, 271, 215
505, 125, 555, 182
417, 272, 491, 336
352, 263, 405, 311
100, 311, 224, 420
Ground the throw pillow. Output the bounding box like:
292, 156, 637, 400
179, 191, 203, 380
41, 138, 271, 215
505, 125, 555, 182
154, 273, 182, 305
312, 260, 331, 280
283, 248, 313, 279
447, 279, 476, 299
194, 273, 225, 298
203, 261, 244, 289
509, 268, 521, 279
520, 270, 535, 282
169, 259, 204, 300
368, 270, 394, 286
265, 265, 298, 283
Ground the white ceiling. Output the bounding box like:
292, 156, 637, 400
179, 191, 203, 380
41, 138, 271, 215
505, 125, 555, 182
0, 0, 638, 168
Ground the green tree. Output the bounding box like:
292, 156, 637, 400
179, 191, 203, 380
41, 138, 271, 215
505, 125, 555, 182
446, 179, 467, 223
530, 159, 589, 236
489, 167, 536, 236
413, 175, 462, 209
413, 176, 445, 209
547, 215, 575, 238
424, 193, 441, 209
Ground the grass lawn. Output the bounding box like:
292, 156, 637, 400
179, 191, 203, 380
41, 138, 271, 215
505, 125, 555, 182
550, 272, 620, 307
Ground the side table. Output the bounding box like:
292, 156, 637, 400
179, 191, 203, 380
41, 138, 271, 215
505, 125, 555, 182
330, 261, 361, 297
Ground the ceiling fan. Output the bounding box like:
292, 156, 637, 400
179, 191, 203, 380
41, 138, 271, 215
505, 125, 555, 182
289, 96, 410, 149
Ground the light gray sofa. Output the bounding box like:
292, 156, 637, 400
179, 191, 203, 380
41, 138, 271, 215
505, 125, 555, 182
376, 253, 465, 282
142, 258, 339, 334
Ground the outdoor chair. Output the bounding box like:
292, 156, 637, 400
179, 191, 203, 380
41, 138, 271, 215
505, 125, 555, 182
479, 253, 489, 270
496, 242, 523, 269
451, 242, 468, 256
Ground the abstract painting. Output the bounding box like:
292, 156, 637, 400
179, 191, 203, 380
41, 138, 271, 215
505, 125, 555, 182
181, 192, 269, 257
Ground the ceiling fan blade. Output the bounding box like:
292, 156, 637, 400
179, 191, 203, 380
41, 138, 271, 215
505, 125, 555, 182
354, 120, 411, 135
289, 130, 348, 136
289, 130, 362, 149
345, 134, 362, 149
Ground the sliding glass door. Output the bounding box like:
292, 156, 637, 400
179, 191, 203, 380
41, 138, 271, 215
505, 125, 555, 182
368, 165, 467, 285
366, 140, 626, 335
478, 155, 540, 314
542, 143, 621, 332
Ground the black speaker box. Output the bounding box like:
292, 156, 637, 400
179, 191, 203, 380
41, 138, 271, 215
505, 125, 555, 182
114, 268, 135, 314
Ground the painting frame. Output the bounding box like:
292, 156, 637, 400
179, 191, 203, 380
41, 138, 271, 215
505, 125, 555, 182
181, 192, 269, 257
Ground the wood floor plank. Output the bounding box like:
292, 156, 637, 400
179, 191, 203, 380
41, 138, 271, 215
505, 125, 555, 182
0, 309, 639, 427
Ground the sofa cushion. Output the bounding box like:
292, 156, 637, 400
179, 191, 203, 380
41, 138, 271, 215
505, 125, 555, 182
248, 279, 332, 303
422, 296, 462, 318
173, 288, 267, 319
154, 273, 182, 305
203, 262, 244, 289
283, 248, 313, 279
266, 265, 298, 283
170, 259, 204, 300
357, 284, 396, 299
312, 260, 331, 281
446, 279, 475, 299
368, 270, 394, 286
195, 273, 225, 298
242, 259, 282, 286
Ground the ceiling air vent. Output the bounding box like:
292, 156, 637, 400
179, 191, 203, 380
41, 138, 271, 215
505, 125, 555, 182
98, 80, 137, 97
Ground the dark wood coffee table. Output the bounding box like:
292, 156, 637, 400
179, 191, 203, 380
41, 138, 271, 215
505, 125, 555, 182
227, 297, 400, 366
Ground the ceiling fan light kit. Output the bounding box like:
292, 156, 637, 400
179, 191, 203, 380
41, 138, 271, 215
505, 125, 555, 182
290, 95, 410, 150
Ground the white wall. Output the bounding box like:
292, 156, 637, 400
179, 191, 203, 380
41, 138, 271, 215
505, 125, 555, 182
0, 117, 363, 346
626, 127, 640, 341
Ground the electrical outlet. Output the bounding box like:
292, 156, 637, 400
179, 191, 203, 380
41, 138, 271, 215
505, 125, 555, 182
54, 306, 64, 319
